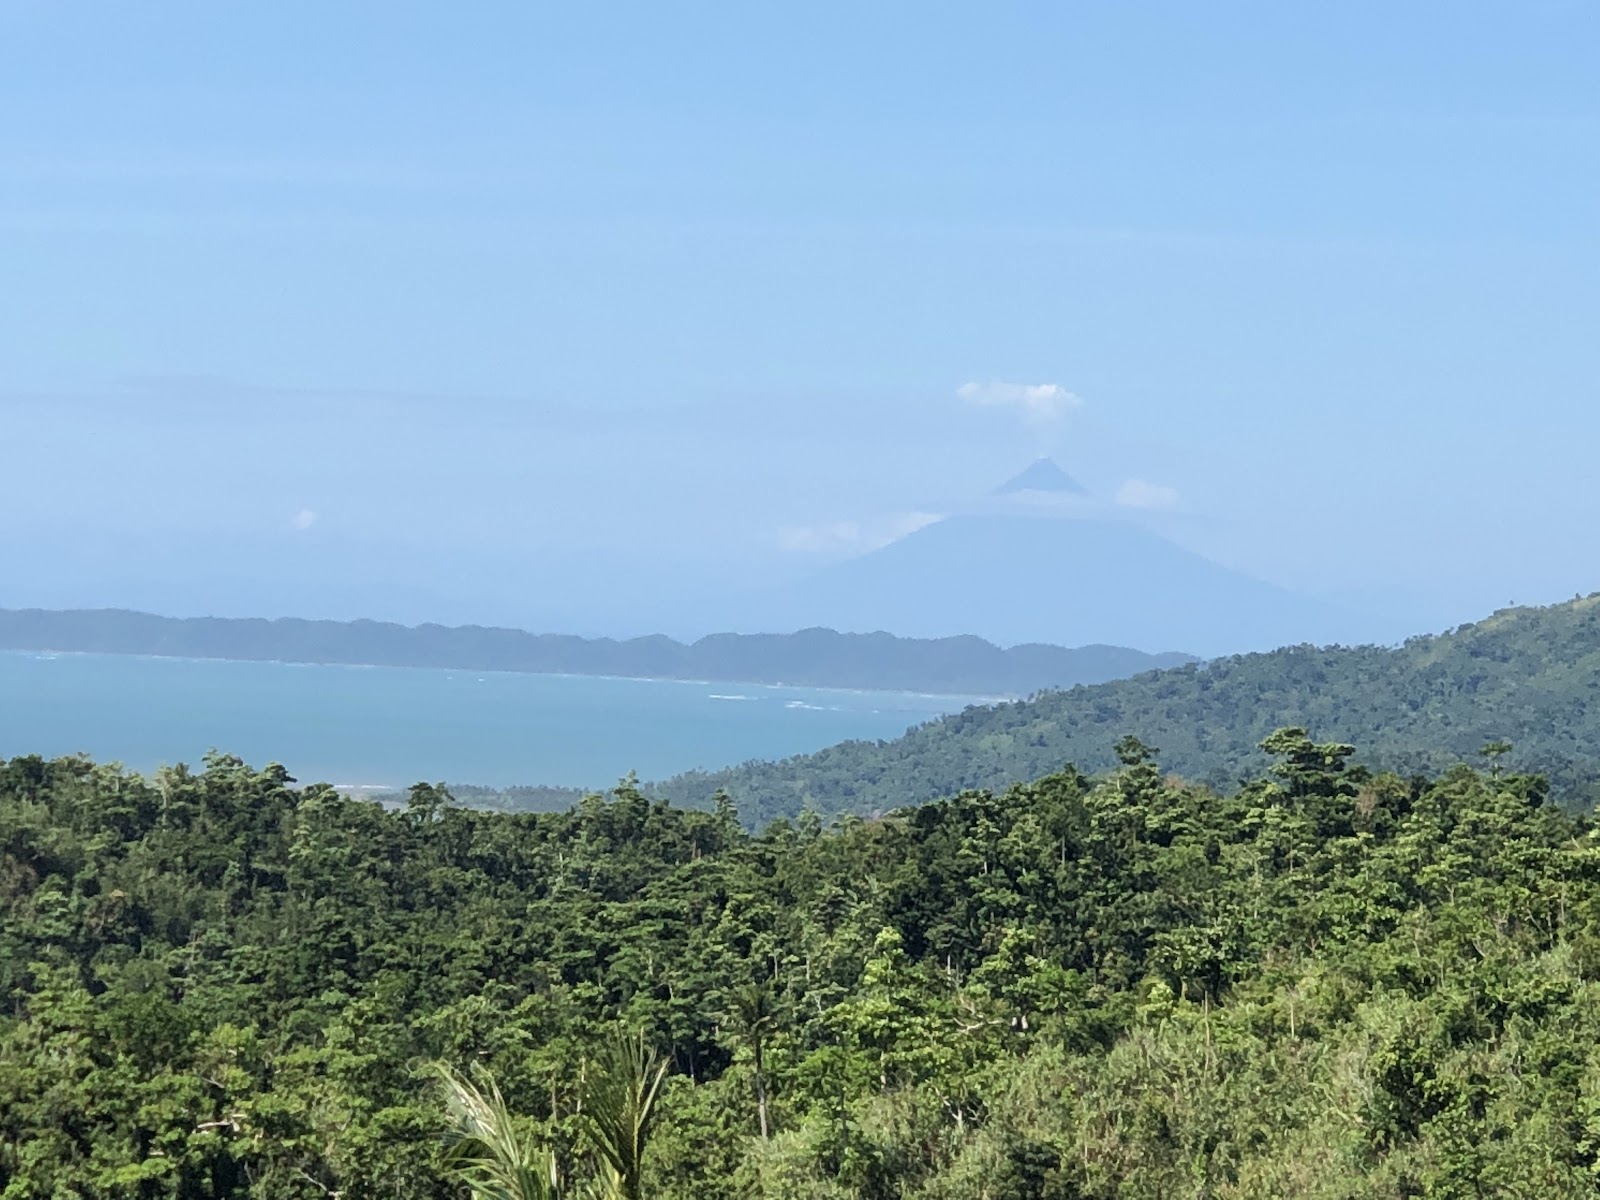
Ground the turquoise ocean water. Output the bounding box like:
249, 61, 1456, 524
0, 651, 981, 792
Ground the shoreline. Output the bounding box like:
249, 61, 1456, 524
0, 646, 1011, 705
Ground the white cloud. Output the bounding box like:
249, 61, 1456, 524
291, 508, 319, 530
777, 511, 942, 555
957, 380, 1082, 424
1114, 479, 1180, 511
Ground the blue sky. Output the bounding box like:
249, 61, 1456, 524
2, 2, 1597, 637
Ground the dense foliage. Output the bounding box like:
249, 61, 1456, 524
7, 734, 1600, 1197
0, 609, 1190, 697
653, 595, 1600, 824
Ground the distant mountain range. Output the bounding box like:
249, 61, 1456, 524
0, 608, 1194, 696
645, 594, 1600, 825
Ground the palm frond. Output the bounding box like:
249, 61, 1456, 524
434, 1061, 560, 1200
579, 1030, 669, 1200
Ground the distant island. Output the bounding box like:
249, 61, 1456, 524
0, 608, 1194, 697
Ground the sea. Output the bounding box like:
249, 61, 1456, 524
0, 651, 985, 793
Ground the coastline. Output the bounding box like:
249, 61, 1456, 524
0, 646, 1012, 705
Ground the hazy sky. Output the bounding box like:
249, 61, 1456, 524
3, 3, 1597, 635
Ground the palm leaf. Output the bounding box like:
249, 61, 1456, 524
435, 1062, 560, 1200
579, 1030, 669, 1200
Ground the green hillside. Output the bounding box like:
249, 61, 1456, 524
7, 741, 1600, 1196
651, 595, 1600, 824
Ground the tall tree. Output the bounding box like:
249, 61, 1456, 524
728, 981, 777, 1140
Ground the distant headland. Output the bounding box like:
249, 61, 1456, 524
0, 608, 1194, 697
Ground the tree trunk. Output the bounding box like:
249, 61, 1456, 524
754, 1036, 769, 1140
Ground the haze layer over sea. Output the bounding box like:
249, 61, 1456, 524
0, 651, 979, 792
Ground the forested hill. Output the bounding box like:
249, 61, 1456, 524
0, 608, 1191, 695
7, 743, 1600, 1195
652, 594, 1600, 824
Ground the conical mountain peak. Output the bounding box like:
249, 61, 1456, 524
993, 458, 1089, 496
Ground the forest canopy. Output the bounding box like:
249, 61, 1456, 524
645, 594, 1600, 825
5, 735, 1600, 1197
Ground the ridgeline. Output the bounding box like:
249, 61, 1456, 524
648, 595, 1600, 824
